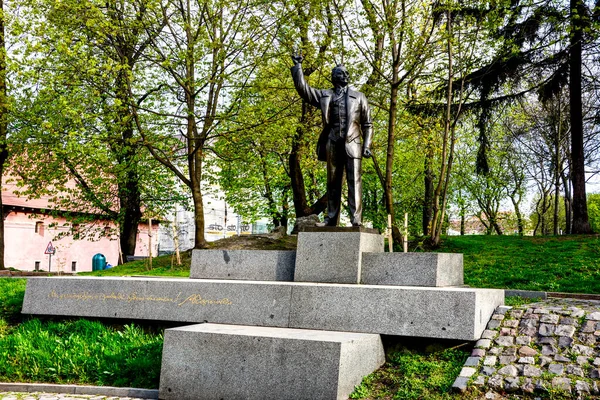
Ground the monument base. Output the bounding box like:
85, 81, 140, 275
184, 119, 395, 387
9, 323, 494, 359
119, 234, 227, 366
22, 277, 503, 340
159, 323, 385, 400
361, 252, 464, 287
190, 249, 296, 281
294, 230, 384, 284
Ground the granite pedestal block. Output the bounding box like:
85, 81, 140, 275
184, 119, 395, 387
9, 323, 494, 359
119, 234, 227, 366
190, 249, 296, 281
22, 277, 503, 340
361, 252, 463, 287
159, 323, 385, 400
22, 277, 292, 327
295, 230, 384, 284
288, 284, 503, 340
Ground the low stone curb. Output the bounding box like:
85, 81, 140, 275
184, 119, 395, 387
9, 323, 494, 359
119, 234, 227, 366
505, 289, 600, 302
0, 272, 74, 277
0, 384, 157, 399
452, 298, 600, 397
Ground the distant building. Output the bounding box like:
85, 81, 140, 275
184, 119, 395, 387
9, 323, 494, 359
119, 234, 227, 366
448, 212, 526, 235
2, 178, 157, 272
158, 191, 270, 254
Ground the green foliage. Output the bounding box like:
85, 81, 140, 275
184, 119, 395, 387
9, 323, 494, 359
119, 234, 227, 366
505, 296, 541, 307
350, 345, 469, 400
0, 318, 163, 388
0, 279, 26, 323
587, 193, 600, 233
441, 235, 600, 293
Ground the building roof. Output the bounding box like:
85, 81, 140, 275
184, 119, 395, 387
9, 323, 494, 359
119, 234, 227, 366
2, 178, 56, 210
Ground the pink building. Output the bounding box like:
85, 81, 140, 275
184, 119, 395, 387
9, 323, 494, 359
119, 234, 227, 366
3, 179, 158, 272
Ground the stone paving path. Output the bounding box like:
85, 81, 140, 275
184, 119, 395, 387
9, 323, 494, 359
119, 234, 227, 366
454, 298, 600, 397
0, 394, 147, 400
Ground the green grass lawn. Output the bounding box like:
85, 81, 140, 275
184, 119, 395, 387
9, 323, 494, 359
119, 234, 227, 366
350, 342, 470, 400
77, 250, 192, 278
0, 278, 162, 389
439, 234, 600, 294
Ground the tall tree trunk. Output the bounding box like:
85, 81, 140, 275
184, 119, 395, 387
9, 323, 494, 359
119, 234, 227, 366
510, 197, 524, 235
554, 135, 560, 235
430, 9, 454, 246
191, 182, 207, 249
385, 82, 400, 244
570, 0, 592, 233
190, 120, 207, 248
491, 217, 503, 235
115, 71, 142, 260
290, 103, 310, 217
423, 151, 434, 235
0, 0, 7, 269
118, 166, 142, 259
189, 110, 208, 249
562, 171, 573, 233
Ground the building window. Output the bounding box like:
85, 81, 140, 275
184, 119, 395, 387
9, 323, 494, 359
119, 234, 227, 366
34, 261, 40, 271
71, 261, 77, 272
35, 222, 44, 236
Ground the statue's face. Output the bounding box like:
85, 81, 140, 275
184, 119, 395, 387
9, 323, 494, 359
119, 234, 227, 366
331, 66, 349, 86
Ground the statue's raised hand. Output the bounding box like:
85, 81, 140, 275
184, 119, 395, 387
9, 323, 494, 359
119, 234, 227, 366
291, 51, 303, 65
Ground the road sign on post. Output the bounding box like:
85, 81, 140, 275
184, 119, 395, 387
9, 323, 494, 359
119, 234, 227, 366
44, 241, 55, 271
44, 242, 55, 255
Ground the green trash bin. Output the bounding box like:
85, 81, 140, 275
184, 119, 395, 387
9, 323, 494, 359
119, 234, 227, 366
92, 253, 106, 271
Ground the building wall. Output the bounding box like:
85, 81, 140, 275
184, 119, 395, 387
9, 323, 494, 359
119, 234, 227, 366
4, 211, 158, 272
158, 196, 270, 254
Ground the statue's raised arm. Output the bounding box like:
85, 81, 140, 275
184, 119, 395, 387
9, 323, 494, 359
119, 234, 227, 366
290, 53, 322, 109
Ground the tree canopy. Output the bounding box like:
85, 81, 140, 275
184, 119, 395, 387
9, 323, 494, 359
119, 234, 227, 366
0, 0, 598, 268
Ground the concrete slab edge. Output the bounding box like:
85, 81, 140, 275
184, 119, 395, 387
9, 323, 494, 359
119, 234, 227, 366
0, 383, 158, 399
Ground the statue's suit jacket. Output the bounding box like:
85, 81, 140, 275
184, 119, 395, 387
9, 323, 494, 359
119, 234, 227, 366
291, 64, 373, 161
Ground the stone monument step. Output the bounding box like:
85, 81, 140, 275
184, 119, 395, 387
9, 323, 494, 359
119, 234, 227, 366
190, 249, 296, 281
159, 323, 385, 400
361, 252, 463, 287
190, 248, 463, 287
294, 230, 384, 284
22, 277, 503, 340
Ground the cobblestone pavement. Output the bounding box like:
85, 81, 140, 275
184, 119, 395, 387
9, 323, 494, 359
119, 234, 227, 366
0, 394, 148, 400
453, 298, 600, 398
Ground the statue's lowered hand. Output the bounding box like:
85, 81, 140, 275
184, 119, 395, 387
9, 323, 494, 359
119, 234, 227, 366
363, 148, 372, 158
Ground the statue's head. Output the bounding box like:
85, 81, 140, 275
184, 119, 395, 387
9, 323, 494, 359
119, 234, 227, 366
331, 64, 349, 87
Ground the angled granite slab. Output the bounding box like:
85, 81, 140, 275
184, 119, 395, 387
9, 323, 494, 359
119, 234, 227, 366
22, 277, 292, 327
159, 323, 385, 400
22, 277, 503, 340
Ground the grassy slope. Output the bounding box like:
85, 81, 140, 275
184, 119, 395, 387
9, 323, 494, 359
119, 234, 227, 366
439, 234, 600, 293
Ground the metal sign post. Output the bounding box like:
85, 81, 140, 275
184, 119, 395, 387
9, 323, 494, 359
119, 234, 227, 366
44, 242, 55, 272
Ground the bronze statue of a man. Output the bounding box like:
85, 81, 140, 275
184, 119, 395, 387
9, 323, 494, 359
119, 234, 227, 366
291, 54, 373, 226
